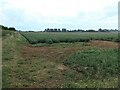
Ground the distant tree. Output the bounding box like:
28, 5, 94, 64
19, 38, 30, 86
86, 29, 96, 32
54, 28, 57, 32
62, 28, 67, 32
114, 29, 118, 31
67, 30, 69, 32
1, 25, 9, 30
29, 30, 34, 32
49, 29, 53, 32
58, 28, 61, 32
103, 29, 109, 32
44, 29, 47, 32
98, 28, 102, 32
8, 27, 16, 31
78, 29, 84, 32
47, 28, 50, 32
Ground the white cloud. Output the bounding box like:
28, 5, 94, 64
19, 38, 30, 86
0, 0, 119, 30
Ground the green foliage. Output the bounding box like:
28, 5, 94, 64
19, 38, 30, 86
45, 39, 53, 44
63, 48, 118, 78
0, 25, 9, 30
1, 25, 16, 31
2, 30, 13, 37
8, 27, 16, 31
20, 32, 118, 44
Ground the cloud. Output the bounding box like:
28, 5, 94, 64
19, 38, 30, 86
0, 0, 119, 30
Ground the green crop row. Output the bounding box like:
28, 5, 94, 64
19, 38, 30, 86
20, 32, 119, 44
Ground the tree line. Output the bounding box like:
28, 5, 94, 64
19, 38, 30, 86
0, 25, 118, 32
44, 28, 118, 32
0, 25, 16, 31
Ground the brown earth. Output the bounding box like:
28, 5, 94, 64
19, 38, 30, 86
20, 40, 118, 87
21, 46, 77, 62
89, 40, 118, 49
20, 46, 77, 87
21, 40, 118, 60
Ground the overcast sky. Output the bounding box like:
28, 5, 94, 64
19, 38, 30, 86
0, 0, 119, 31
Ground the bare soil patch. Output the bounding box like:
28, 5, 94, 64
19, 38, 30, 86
90, 40, 118, 48
21, 46, 77, 62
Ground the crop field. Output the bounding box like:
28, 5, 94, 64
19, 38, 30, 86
20, 32, 119, 44
2, 30, 119, 88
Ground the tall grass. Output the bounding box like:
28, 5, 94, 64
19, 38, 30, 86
2, 30, 13, 37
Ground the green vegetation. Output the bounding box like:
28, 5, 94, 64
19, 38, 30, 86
63, 48, 118, 78
0, 25, 16, 31
2, 29, 118, 88
20, 32, 119, 44
2, 30, 13, 37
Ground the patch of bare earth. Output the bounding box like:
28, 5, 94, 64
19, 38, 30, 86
21, 46, 77, 62
20, 41, 118, 87
20, 45, 78, 87
90, 40, 118, 49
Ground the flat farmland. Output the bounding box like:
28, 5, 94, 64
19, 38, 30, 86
20, 32, 119, 44
2, 31, 119, 88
